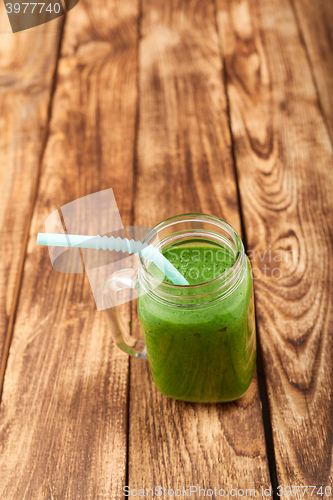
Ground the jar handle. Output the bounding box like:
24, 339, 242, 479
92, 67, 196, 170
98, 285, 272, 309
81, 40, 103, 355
102, 269, 147, 358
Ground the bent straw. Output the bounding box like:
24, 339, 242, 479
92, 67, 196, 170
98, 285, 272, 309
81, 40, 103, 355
37, 233, 189, 286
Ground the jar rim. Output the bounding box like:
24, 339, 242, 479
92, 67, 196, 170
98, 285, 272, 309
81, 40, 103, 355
138, 213, 245, 305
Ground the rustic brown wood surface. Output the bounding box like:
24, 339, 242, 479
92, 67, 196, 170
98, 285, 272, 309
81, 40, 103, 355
0, 0, 332, 496
0, 0, 138, 498
128, 0, 271, 495
292, 0, 333, 141
216, 0, 333, 490
0, 5, 63, 393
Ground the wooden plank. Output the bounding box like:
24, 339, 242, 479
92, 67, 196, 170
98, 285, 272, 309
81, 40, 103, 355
128, 0, 271, 495
292, 0, 333, 141
0, 0, 139, 498
0, 4, 63, 390
216, 0, 333, 489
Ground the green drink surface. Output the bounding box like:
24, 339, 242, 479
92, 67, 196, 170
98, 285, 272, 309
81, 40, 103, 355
162, 245, 235, 285
137, 244, 256, 403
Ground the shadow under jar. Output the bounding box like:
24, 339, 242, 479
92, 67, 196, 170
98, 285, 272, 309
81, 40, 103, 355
104, 214, 256, 403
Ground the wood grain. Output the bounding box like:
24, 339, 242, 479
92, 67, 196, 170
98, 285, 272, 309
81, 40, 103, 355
128, 0, 271, 495
0, 4, 63, 391
0, 0, 139, 498
292, 0, 333, 141
216, 0, 333, 489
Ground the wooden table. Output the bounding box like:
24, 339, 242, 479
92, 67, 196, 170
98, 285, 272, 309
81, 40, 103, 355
0, 0, 332, 498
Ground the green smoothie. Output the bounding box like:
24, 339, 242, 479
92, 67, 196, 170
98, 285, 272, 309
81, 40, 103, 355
137, 243, 256, 403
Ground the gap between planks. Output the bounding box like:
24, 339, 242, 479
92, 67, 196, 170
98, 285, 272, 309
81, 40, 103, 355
126, 0, 143, 487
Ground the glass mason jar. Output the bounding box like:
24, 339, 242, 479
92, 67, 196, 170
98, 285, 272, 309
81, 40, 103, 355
103, 214, 256, 403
